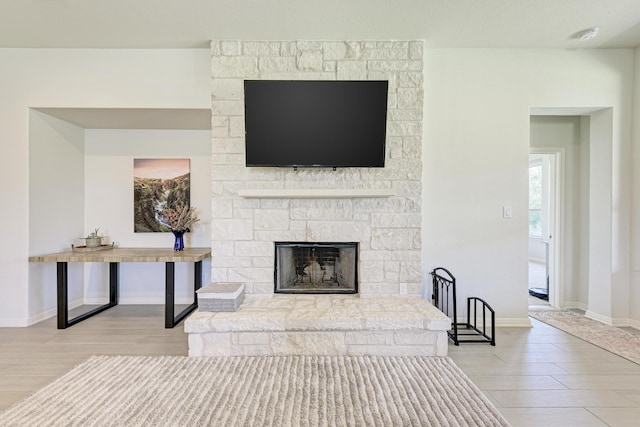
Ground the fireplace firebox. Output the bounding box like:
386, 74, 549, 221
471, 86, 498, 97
275, 242, 358, 294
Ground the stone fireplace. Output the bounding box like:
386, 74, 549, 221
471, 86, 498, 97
185, 40, 452, 358
275, 242, 358, 294
209, 40, 424, 298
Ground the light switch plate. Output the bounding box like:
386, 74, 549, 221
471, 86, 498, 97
503, 206, 512, 218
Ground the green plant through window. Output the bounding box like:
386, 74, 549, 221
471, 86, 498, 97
529, 163, 542, 237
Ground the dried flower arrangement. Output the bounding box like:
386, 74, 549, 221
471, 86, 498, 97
161, 205, 199, 231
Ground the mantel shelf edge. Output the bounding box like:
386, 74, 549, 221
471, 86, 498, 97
238, 189, 394, 199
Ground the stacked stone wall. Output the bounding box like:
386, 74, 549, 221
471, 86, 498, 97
211, 40, 424, 296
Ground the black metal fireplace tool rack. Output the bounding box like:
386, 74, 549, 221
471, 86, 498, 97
430, 267, 496, 346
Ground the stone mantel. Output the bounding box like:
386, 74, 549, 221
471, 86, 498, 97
237, 189, 394, 199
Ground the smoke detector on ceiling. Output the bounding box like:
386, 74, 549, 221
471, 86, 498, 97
577, 26, 600, 41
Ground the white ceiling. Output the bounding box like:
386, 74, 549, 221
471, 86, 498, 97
2, 0, 640, 49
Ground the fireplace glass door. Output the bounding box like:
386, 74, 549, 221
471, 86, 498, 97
275, 242, 358, 294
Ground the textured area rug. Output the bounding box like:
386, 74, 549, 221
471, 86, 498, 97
0, 355, 509, 427
529, 309, 640, 365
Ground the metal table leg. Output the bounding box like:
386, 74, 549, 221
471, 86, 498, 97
57, 261, 119, 329
165, 260, 202, 328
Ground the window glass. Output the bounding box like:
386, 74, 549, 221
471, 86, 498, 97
529, 163, 542, 237
529, 211, 542, 237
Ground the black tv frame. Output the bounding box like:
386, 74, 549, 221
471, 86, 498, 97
243, 80, 388, 169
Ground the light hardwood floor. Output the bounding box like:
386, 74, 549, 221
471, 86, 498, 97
1, 305, 639, 426
449, 318, 640, 427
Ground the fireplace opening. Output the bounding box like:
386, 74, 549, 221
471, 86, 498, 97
275, 242, 358, 294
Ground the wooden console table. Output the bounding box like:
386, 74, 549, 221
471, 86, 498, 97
29, 248, 211, 329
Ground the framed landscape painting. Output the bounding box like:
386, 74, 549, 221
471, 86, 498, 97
133, 158, 190, 232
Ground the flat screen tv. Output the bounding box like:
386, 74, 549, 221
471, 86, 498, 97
244, 80, 388, 168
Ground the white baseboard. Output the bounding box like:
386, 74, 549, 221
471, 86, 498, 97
84, 297, 195, 305
3, 296, 196, 327
0, 298, 85, 327
584, 312, 640, 330
26, 298, 85, 326
496, 317, 532, 327
562, 301, 588, 311
0, 318, 29, 327
585, 310, 613, 325
612, 318, 640, 330
27, 307, 58, 326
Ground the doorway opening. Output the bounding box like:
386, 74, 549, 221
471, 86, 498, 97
528, 153, 555, 306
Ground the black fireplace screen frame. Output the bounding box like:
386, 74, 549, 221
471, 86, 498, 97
274, 242, 359, 294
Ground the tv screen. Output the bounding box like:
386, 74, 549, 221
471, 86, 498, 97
244, 80, 388, 168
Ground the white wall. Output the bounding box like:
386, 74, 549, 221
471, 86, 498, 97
0, 48, 210, 326
83, 129, 211, 304
632, 48, 640, 328
587, 109, 615, 321
528, 239, 546, 263
3, 46, 638, 328
423, 49, 634, 326
28, 111, 86, 321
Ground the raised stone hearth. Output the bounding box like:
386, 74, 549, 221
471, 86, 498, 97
185, 295, 451, 356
